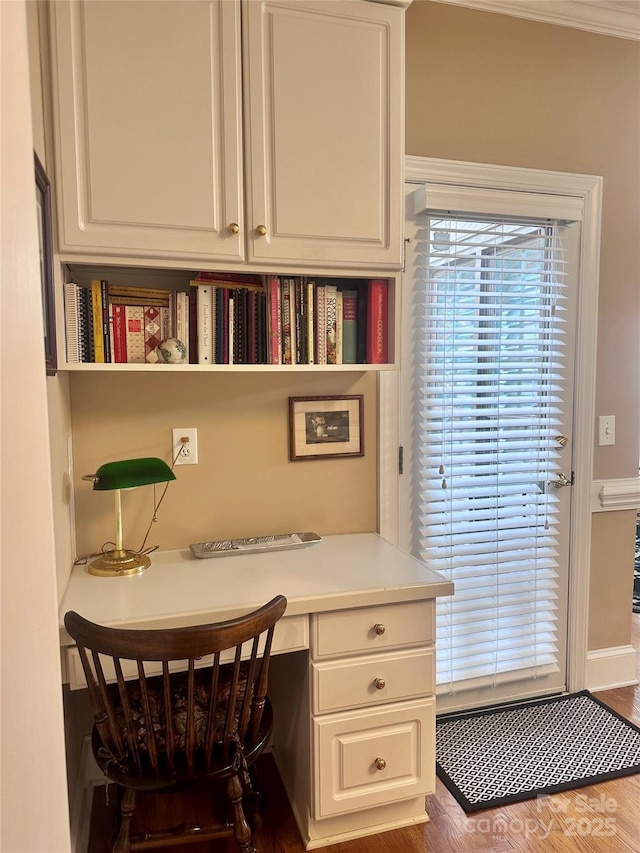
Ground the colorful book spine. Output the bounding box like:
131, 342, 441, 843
257, 290, 267, 364
228, 295, 235, 366
286, 279, 297, 365
335, 290, 343, 365
281, 278, 293, 365
124, 305, 145, 363
175, 291, 189, 361
81, 287, 94, 362
214, 287, 225, 364
210, 289, 217, 363
341, 289, 358, 364
247, 290, 257, 364
160, 305, 171, 341
197, 285, 213, 364
143, 305, 163, 362
267, 276, 281, 365
107, 304, 115, 362
90, 279, 105, 363
238, 288, 248, 364
100, 280, 111, 362
325, 285, 337, 365
107, 285, 172, 301
221, 288, 230, 364
306, 280, 315, 364
315, 285, 327, 365
366, 279, 388, 364
188, 287, 198, 363
111, 304, 127, 363
63, 282, 81, 363
294, 278, 305, 364
193, 271, 263, 288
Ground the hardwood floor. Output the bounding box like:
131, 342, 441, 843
88, 614, 640, 853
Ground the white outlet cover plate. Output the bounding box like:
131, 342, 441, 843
172, 427, 198, 465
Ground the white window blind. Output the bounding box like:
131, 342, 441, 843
412, 214, 570, 695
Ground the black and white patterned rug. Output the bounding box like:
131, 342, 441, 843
436, 691, 640, 812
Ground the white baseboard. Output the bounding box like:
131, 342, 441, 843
70, 736, 103, 853
586, 645, 638, 691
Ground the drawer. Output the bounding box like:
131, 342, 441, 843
311, 600, 434, 660
312, 648, 434, 714
66, 613, 308, 690
312, 697, 435, 818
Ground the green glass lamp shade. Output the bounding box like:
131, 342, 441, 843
85, 457, 175, 577
92, 457, 175, 491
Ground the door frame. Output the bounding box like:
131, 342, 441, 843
379, 156, 603, 694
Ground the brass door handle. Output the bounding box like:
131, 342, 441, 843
375, 757, 386, 771
227, 222, 239, 234
374, 678, 386, 690
256, 224, 267, 236
373, 623, 385, 635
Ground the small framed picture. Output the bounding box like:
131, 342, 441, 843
35, 152, 57, 375
288, 395, 364, 461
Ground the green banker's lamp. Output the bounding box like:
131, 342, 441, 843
83, 457, 175, 577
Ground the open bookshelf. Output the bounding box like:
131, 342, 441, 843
56, 264, 398, 372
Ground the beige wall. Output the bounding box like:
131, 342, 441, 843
1, 1, 70, 847
405, 0, 640, 650
70, 371, 377, 557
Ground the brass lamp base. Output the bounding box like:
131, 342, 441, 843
88, 549, 151, 577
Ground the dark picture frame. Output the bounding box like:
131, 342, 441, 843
35, 152, 57, 375
288, 395, 364, 461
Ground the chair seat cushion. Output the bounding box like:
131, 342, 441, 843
109, 664, 250, 761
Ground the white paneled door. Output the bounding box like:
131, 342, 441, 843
399, 178, 584, 712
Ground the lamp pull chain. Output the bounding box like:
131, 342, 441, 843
114, 490, 123, 552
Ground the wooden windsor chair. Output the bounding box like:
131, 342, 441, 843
64, 595, 287, 853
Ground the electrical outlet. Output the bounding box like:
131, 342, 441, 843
172, 428, 198, 465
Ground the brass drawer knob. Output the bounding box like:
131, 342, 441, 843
227, 222, 240, 234
373, 623, 385, 635
374, 677, 386, 690
256, 224, 267, 236
375, 757, 386, 771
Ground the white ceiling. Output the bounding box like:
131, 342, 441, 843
431, 0, 640, 40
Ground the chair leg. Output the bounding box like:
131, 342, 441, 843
227, 772, 256, 853
113, 787, 136, 853
245, 766, 263, 833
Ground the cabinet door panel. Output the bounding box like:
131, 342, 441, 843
313, 698, 435, 817
243, 0, 403, 269
51, 1, 244, 261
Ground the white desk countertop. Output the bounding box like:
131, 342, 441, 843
58, 532, 453, 646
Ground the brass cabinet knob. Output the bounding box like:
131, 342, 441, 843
373, 623, 386, 635
227, 222, 240, 234
374, 677, 386, 690
375, 757, 386, 771
256, 224, 267, 236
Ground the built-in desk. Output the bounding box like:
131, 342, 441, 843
59, 533, 453, 849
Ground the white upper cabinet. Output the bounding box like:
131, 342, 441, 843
49, 0, 404, 270
242, 0, 404, 269
49, 1, 245, 263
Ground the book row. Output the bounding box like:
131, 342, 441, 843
63, 279, 187, 364
63, 275, 389, 366
197, 276, 388, 366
